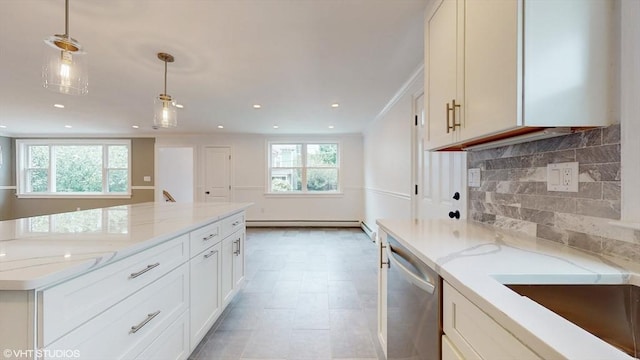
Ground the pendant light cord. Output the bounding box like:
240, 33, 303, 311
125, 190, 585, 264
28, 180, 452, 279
164, 60, 168, 96
64, 0, 69, 37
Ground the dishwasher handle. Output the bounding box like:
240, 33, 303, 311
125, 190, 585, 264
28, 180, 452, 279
386, 245, 436, 294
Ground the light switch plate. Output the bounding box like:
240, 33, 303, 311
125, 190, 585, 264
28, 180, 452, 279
468, 168, 481, 187
143, 176, 151, 182
547, 162, 579, 192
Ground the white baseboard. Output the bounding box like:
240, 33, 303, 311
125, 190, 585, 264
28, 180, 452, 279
246, 220, 361, 228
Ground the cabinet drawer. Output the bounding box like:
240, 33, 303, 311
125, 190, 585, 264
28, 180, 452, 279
190, 221, 221, 257
221, 212, 244, 238
40, 234, 189, 346
443, 281, 540, 360
137, 310, 190, 360
443, 334, 466, 360
44, 263, 189, 360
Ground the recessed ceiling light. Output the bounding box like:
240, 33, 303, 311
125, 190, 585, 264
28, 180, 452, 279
64, 253, 71, 259
273, 125, 279, 129
64, 125, 72, 128
331, 103, 340, 108
175, 104, 184, 109
328, 125, 335, 129
0, 253, 6, 257
54, 104, 65, 109
0, 125, 6, 129
217, 125, 224, 129
132, 125, 139, 129
253, 104, 262, 109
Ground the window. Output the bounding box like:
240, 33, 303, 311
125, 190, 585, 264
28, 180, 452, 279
16, 139, 131, 198
268, 142, 339, 193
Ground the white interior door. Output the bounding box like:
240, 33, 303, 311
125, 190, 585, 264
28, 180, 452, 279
414, 93, 467, 219
204, 146, 231, 202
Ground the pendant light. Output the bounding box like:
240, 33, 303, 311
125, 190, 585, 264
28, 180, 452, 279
153, 53, 178, 128
42, 0, 88, 95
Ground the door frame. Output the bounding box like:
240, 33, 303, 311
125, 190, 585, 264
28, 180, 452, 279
411, 90, 425, 220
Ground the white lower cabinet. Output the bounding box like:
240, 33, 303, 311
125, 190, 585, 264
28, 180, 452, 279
442, 281, 540, 360
0, 210, 250, 360
221, 229, 245, 307
44, 263, 189, 360
232, 231, 245, 290
39, 234, 189, 347
189, 242, 222, 351
376, 232, 388, 358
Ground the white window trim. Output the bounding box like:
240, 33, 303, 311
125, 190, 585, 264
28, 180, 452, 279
266, 140, 342, 195
16, 139, 132, 199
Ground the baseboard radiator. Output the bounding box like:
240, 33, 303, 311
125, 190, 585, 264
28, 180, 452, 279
360, 221, 377, 242
246, 220, 362, 228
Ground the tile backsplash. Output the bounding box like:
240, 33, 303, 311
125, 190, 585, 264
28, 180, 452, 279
468, 124, 640, 262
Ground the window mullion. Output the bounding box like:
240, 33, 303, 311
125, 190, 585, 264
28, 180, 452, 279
103, 145, 108, 193
301, 143, 307, 192
49, 146, 55, 193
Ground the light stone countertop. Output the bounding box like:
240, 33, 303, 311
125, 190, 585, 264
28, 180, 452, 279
377, 218, 640, 360
0, 202, 252, 291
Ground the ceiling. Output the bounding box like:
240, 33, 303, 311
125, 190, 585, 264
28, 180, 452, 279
0, 0, 427, 137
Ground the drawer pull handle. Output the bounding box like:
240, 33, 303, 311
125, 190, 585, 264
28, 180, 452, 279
203, 232, 218, 241
232, 220, 241, 226
129, 310, 161, 334
204, 249, 218, 259
129, 263, 160, 279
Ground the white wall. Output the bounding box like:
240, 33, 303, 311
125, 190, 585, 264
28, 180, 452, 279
362, 68, 424, 233
155, 133, 363, 225
157, 147, 194, 202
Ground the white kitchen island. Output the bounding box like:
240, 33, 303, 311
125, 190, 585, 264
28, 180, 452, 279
0, 201, 251, 360
377, 219, 640, 360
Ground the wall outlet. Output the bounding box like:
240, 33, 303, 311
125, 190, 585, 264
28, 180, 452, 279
143, 176, 151, 182
468, 168, 481, 187
547, 162, 579, 192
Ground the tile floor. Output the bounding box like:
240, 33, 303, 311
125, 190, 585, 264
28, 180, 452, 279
189, 227, 384, 360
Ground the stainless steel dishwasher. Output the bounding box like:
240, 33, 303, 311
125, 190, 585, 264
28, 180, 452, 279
386, 236, 441, 360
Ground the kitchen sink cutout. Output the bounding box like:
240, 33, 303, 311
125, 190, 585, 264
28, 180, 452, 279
506, 284, 640, 357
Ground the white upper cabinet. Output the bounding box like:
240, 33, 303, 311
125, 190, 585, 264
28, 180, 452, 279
425, 0, 615, 150
425, 0, 463, 149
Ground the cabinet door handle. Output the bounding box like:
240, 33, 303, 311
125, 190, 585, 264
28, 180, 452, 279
446, 102, 451, 133
447, 99, 462, 133
129, 262, 160, 279
204, 249, 218, 259
233, 238, 241, 256
203, 232, 218, 241
451, 99, 461, 131
232, 220, 240, 226
379, 243, 389, 269
129, 310, 161, 334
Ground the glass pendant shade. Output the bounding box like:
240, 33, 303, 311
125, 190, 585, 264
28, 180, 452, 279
153, 94, 177, 128
42, 36, 88, 95
42, 0, 88, 96
153, 52, 177, 128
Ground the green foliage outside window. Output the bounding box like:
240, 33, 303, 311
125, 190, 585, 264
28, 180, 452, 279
20, 141, 130, 196
270, 143, 339, 192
